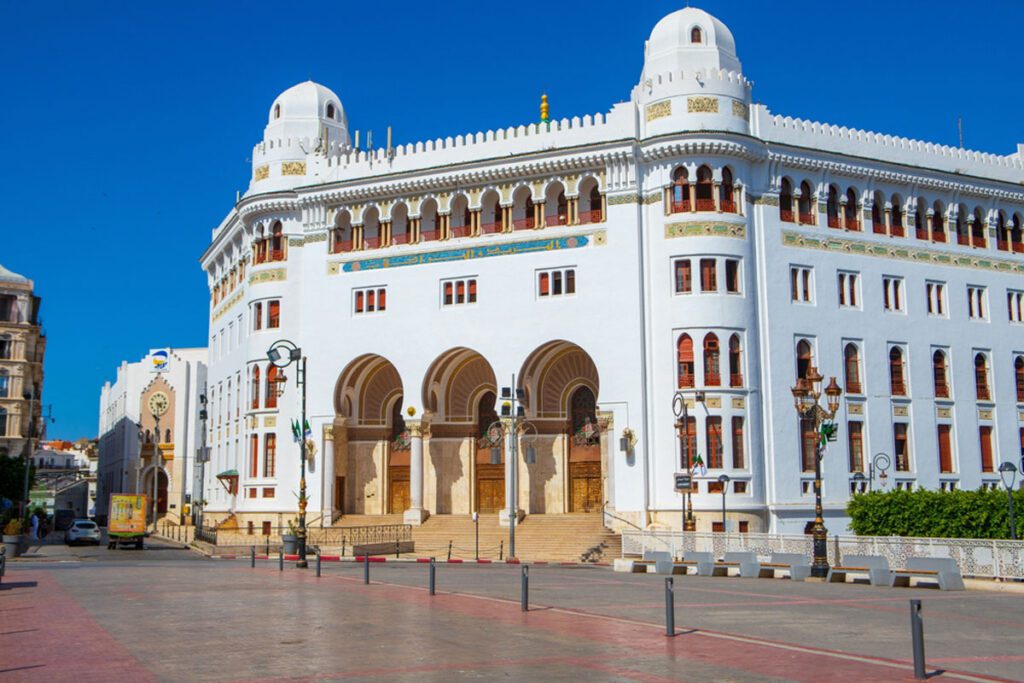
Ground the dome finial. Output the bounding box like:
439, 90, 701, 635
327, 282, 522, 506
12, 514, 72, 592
540, 93, 550, 124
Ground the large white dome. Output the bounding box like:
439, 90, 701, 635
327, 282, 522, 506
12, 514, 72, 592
642, 7, 741, 79
268, 81, 347, 128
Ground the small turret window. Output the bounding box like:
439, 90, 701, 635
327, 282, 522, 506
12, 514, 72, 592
273, 103, 281, 119
690, 27, 702, 44
326, 103, 335, 120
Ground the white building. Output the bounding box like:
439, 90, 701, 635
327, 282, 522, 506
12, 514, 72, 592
97, 348, 207, 524
199, 7, 1024, 535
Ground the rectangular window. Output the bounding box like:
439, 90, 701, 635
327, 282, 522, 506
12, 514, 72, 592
353, 287, 387, 315
253, 302, 263, 331
800, 417, 817, 472
674, 259, 692, 293
837, 271, 859, 308
706, 416, 723, 468
679, 417, 697, 470
1008, 290, 1024, 323
937, 424, 954, 474
979, 426, 994, 473
733, 481, 748, 494
790, 266, 813, 303
700, 258, 717, 292
441, 278, 478, 307
731, 416, 745, 469
894, 422, 910, 471
738, 520, 749, 533
927, 282, 946, 317
249, 434, 259, 478
883, 276, 904, 312
538, 268, 575, 298
968, 286, 987, 321
263, 433, 276, 478
847, 421, 864, 472
262, 487, 275, 498
267, 300, 280, 328
248, 488, 257, 499
725, 259, 740, 293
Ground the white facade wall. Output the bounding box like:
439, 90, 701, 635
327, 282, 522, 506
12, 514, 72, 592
200, 8, 1024, 533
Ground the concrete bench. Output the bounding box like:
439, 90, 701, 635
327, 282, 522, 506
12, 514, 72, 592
694, 551, 760, 578
893, 557, 964, 591
827, 554, 894, 587
638, 550, 675, 574
758, 552, 812, 581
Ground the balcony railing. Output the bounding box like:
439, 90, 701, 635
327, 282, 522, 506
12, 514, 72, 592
846, 381, 862, 395
362, 237, 380, 250
391, 233, 409, 246
933, 232, 946, 243
512, 218, 535, 231
890, 224, 905, 237
545, 214, 568, 227
798, 212, 815, 225
720, 199, 736, 214
578, 209, 603, 224
997, 240, 1009, 252
332, 240, 353, 254
704, 372, 721, 387
957, 233, 970, 246
450, 225, 471, 238
670, 200, 691, 214
419, 230, 438, 242
480, 222, 502, 234
780, 209, 794, 223
872, 222, 886, 234
827, 216, 840, 229
696, 198, 716, 212
729, 373, 743, 388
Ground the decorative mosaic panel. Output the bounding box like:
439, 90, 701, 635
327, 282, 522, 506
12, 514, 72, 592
705, 396, 722, 409
288, 238, 303, 247
936, 407, 952, 419
732, 100, 749, 119
253, 165, 269, 181
281, 161, 306, 176
211, 289, 243, 323
249, 268, 287, 285
645, 100, 672, 122
593, 230, 607, 246
754, 194, 779, 207
847, 403, 864, 415
608, 194, 639, 206
334, 235, 590, 274
305, 232, 327, 244
643, 192, 662, 205
665, 221, 746, 240
687, 96, 719, 113
264, 416, 277, 427
978, 409, 993, 421
731, 397, 745, 409
782, 231, 1024, 274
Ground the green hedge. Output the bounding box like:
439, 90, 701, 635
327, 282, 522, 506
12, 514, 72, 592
846, 487, 1024, 539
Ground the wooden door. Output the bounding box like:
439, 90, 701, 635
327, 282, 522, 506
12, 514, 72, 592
570, 462, 602, 512
334, 476, 345, 513
389, 467, 410, 513
476, 464, 505, 513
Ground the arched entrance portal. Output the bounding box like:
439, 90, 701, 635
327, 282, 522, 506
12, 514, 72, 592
519, 341, 602, 514
334, 354, 403, 516
143, 468, 169, 515
475, 391, 504, 513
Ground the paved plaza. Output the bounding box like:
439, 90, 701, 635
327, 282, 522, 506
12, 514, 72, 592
2, 542, 1023, 682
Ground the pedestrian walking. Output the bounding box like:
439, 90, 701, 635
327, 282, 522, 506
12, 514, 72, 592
30, 513, 39, 540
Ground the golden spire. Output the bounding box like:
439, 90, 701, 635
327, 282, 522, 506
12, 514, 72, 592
540, 93, 550, 123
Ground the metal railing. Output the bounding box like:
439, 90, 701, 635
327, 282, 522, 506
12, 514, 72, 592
193, 523, 411, 549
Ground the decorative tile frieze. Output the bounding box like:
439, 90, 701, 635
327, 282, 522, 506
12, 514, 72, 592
645, 100, 672, 122
304, 232, 327, 244
249, 268, 286, 285
607, 193, 639, 206
665, 221, 746, 240
288, 238, 303, 247
333, 234, 590, 274
642, 192, 662, 205
253, 165, 269, 181
732, 101, 749, 119
978, 409, 993, 421
211, 289, 244, 322
264, 416, 277, 427
894, 405, 910, 417
782, 231, 1024, 274
705, 396, 722, 409
687, 96, 719, 113
281, 161, 306, 176
754, 194, 779, 207
936, 407, 952, 419
731, 397, 745, 409
847, 403, 864, 415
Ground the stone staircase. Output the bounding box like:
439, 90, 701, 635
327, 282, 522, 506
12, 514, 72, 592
328, 513, 620, 563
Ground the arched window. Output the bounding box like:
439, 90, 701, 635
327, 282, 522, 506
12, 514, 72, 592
844, 344, 861, 394
728, 334, 742, 387
332, 211, 352, 253
889, 347, 906, 396
779, 179, 794, 222
251, 365, 261, 410
1012, 215, 1023, 253
0, 407, 7, 437
265, 365, 279, 409
844, 188, 859, 231
1015, 356, 1024, 402
827, 186, 840, 228
890, 195, 904, 237
975, 353, 990, 401
556, 192, 568, 224
871, 195, 884, 234
796, 340, 812, 380
164, 429, 171, 443
677, 334, 695, 388
933, 350, 949, 399
955, 208, 969, 246
915, 202, 927, 240
695, 165, 714, 211
671, 167, 690, 213
932, 201, 946, 243
997, 213, 1009, 251
691, 26, 702, 43
326, 103, 335, 120
971, 208, 986, 248
587, 185, 602, 223
476, 391, 497, 441
720, 168, 736, 213
703, 333, 720, 386
0, 369, 8, 398
798, 181, 814, 224
273, 103, 280, 119
144, 429, 151, 443
270, 222, 284, 261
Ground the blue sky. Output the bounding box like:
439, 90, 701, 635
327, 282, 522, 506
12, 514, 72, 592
2, 0, 1022, 440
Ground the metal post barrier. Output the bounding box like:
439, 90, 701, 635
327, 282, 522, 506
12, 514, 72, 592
910, 599, 926, 680
665, 578, 675, 637
395, 540, 400, 559
279, 549, 284, 571
364, 552, 370, 584
447, 540, 452, 561
1, 549, 6, 584
341, 539, 346, 557
250, 545, 255, 568
316, 550, 321, 578
429, 557, 436, 596
499, 540, 503, 561
521, 565, 529, 612
265, 537, 270, 555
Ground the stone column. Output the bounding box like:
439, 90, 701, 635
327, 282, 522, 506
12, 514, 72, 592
322, 425, 335, 525
404, 420, 428, 525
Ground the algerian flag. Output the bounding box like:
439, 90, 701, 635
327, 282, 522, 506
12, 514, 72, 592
303, 419, 313, 440
691, 453, 707, 476
291, 419, 301, 443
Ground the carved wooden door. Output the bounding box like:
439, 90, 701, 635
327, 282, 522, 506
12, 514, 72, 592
476, 464, 505, 513
570, 462, 601, 512
389, 471, 410, 514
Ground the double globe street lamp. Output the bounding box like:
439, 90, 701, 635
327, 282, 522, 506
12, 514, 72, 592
267, 339, 309, 569
999, 461, 1018, 540
790, 366, 842, 578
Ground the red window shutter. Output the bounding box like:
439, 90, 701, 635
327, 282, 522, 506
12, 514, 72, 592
355, 291, 364, 313
979, 427, 993, 473
565, 269, 575, 294
848, 421, 864, 472
250, 435, 259, 478
444, 282, 453, 305
367, 290, 375, 312
468, 279, 477, 303
731, 417, 744, 469
706, 416, 722, 468
456, 281, 465, 304
938, 425, 953, 473
378, 289, 386, 311
539, 273, 549, 296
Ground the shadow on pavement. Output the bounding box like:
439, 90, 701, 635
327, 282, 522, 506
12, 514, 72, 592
0, 581, 39, 591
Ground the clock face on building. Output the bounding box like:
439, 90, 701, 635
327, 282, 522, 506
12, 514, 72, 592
148, 391, 170, 417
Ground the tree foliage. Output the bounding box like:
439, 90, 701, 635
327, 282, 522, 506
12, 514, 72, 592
847, 487, 1024, 539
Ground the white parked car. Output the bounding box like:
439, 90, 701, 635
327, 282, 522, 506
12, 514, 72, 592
65, 520, 101, 545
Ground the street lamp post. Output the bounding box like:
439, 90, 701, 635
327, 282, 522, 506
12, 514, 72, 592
151, 414, 160, 533
499, 377, 532, 559
196, 389, 208, 529
791, 366, 842, 579
718, 474, 730, 531
267, 339, 308, 569
999, 461, 1018, 541
868, 452, 891, 492
672, 391, 705, 532
19, 385, 39, 518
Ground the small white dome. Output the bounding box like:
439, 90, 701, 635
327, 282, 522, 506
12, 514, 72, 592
0, 263, 29, 285
643, 7, 741, 79
269, 81, 347, 127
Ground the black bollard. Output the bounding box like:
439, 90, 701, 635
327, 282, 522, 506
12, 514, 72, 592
279, 549, 284, 571
499, 540, 503, 561
364, 552, 370, 584
521, 565, 529, 612
665, 578, 675, 637
250, 545, 255, 568
316, 551, 322, 578
396, 540, 400, 559
341, 539, 346, 557
910, 599, 926, 680
429, 557, 436, 596
447, 540, 452, 561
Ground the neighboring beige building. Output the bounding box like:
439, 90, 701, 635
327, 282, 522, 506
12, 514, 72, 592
0, 264, 45, 461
